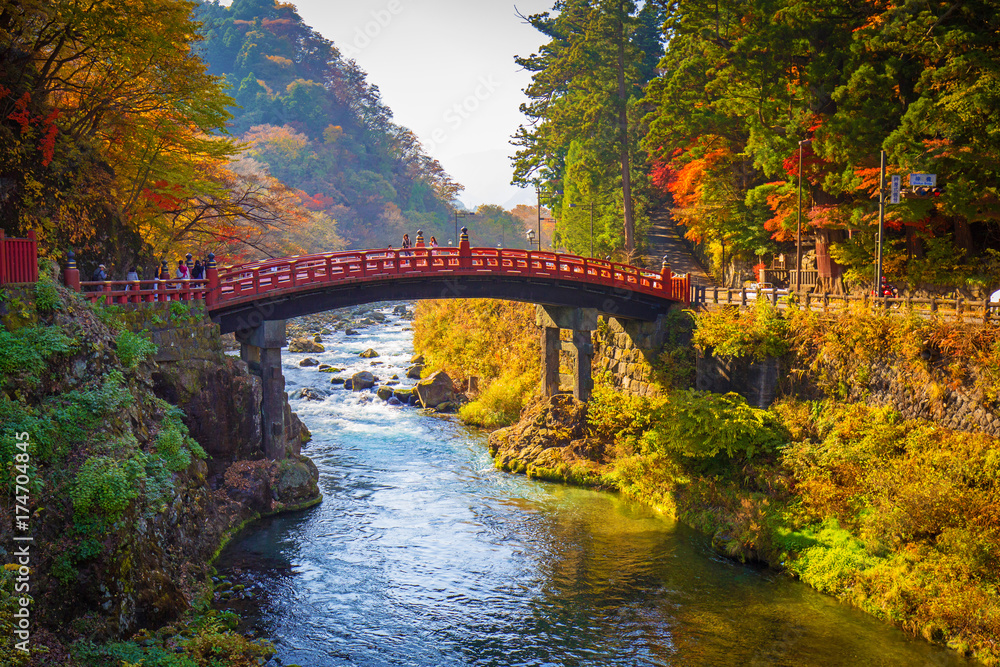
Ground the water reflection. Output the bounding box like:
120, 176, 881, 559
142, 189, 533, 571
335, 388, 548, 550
215, 305, 972, 667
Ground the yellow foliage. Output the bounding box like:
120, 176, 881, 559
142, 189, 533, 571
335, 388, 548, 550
413, 299, 539, 427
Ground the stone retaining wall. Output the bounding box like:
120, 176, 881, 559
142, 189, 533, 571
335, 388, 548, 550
591, 314, 680, 397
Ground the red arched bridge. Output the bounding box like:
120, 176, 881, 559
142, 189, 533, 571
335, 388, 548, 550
66, 235, 691, 336
55, 231, 690, 459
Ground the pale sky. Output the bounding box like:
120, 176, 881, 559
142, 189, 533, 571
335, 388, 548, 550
291, 0, 554, 209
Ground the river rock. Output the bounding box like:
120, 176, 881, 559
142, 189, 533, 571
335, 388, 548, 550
351, 371, 376, 391
345, 329, 360, 336
289, 337, 325, 353
415, 370, 456, 408
343, 378, 353, 390
360, 348, 379, 358
410, 353, 425, 365
318, 364, 332, 370
273, 455, 321, 507
320, 366, 342, 373
299, 357, 319, 367
385, 380, 399, 386
387, 396, 402, 406
376, 386, 395, 401
296, 387, 325, 401
436, 401, 457, 413
488, 395, 603, 481
406, 364, 423, 379
393, 388, 413, 401
371, 311, 387, 322
331, 376, 346, 385
313, 334, 323, 343
393, 305, 408, 315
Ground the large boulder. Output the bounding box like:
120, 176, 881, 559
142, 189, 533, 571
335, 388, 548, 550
288, 337, 324, 353
359, 348, 379, 358
272, 455, 321, 508
410, 353, 425, 365
415, 370, 456, 408
351, 370, 376, 391
296, 387, 325, 401
299, 357, 319, 367
376, 386, 395, 401
406, 364, 424, 379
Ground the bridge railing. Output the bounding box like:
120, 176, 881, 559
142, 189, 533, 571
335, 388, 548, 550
65, 245, 692, 308
76, 279, 209, 304
213, 246, 691, 306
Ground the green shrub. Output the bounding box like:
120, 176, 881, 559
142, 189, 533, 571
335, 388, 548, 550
33, 276, 62, 313
115, 329, 158, 368
154, 407, 206, 472
692, 300, 789, 360
70, 455, 142, 520
459, 370, 536, 428
0, 325, 74, 388
642, 389, 786, 464
587, 379, 664, 447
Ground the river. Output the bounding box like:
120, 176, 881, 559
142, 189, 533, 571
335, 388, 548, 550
214, 303, 973, 667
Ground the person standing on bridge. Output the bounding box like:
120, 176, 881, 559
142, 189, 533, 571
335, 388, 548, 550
401, 233, 412, 256
430, 236, 438, 248
190, 259, 204, 280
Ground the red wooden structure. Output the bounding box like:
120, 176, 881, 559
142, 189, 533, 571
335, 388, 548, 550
72, 246, 691, 309
0, 230, 39, 285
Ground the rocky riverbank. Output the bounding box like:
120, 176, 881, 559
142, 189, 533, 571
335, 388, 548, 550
0, 276, 320, 665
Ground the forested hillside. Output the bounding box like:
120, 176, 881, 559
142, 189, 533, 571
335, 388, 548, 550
517, 0, 1000, 293
193, 0, 467, 249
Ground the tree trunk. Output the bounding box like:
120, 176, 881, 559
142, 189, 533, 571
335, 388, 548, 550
615, 4, 635, 255
953, 217, 973, 254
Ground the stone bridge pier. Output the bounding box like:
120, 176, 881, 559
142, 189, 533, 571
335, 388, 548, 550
235, 320, 290, 460
536, 305, 597, 402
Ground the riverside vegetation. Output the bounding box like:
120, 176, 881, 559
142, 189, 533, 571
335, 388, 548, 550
413, 298, 1000, 665
0, 266, 289, 666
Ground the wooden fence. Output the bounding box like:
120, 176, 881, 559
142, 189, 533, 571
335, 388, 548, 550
691, 285, 1000, 323
0, 230, 38, 285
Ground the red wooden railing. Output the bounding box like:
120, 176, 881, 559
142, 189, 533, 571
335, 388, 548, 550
210, 246, 690, 308
73, 279, 209, 305
0, 230, 38, 285
74, 245, 691, 308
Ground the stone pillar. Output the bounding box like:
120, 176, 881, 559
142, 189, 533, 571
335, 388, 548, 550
540, 325, 560, 397
535, 305, 597, 402
235, 319, 288, 460
572, 328, 594, 402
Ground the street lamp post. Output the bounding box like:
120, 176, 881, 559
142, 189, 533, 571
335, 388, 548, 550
535, 183, 562, 252
796, 139, 812, 293
454, 209, 475, 246
875, 149, 887, 296
527, 228, 538, 250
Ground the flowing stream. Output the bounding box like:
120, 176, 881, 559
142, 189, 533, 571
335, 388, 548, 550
214, 304, 974, 667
